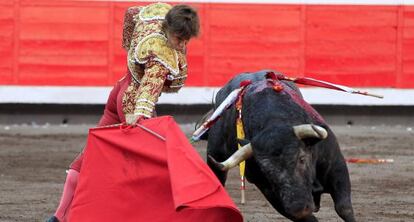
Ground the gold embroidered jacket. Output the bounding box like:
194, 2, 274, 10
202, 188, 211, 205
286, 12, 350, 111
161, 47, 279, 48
124, 3, 188, 118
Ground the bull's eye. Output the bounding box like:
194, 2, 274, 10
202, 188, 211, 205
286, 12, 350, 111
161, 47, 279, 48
299, 156, 306, 164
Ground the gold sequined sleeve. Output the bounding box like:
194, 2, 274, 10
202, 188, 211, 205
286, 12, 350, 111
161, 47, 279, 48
133, 60, 169, 118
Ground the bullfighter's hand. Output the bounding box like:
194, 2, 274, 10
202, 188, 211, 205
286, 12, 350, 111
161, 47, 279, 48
125, 114, 147, 125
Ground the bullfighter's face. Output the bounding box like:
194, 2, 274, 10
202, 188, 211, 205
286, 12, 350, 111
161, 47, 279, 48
166, 31, 189, 52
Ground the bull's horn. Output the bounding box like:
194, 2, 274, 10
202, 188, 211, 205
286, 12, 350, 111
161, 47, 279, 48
208, 143, 253, 171
293, 124, 328, 140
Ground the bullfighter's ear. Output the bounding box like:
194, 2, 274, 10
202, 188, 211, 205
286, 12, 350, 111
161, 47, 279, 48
237, 138, 250, 147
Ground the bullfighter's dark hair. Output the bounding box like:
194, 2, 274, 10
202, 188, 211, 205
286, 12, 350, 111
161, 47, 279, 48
162, 5, 200, 40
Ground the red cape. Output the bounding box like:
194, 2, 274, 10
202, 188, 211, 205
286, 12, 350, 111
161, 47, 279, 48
68, 116, 243, 222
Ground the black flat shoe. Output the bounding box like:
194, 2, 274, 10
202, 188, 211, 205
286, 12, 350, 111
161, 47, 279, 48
46, 216, 59, 222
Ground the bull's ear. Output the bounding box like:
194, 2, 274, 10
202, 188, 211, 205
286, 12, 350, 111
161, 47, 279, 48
302, 137, 323, 147
237, 138, 250, 147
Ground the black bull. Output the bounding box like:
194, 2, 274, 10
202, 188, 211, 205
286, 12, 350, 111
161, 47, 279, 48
204, 71, 355, 222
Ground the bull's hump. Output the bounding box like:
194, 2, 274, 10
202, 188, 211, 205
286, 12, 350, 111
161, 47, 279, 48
246, 80, 326, 124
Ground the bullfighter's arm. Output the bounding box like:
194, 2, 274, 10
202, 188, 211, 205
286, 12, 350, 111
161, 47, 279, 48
133, 60, 169, 118
129, 32, 179, 122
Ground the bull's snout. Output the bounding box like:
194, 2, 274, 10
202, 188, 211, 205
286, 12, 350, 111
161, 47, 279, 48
289, 202, 315, 220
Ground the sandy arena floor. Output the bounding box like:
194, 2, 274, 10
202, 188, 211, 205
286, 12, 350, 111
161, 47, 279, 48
0, 121, 413, 222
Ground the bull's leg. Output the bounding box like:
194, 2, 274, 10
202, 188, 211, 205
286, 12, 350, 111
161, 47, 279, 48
206, 123, 229, 185
328, 162, 356, 222
312, 192, 321, 212
294, 215, 318, 222
312, 179, 323, 212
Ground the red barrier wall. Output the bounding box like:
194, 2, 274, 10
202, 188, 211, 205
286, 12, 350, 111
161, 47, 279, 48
0, 1, 413, 87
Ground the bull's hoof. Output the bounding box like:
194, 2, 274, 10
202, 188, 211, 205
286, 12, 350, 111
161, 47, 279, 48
293, 215, 318, 222
46, 216, 59, 222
